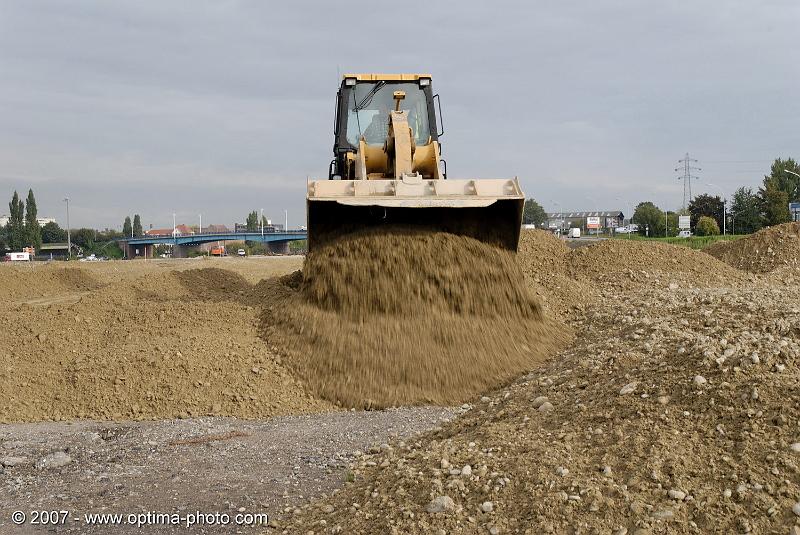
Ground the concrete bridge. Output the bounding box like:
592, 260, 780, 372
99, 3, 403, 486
118, 231, 307, 258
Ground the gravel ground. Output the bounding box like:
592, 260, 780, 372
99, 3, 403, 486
0, 407, 457, 534
286, 237, 800, 534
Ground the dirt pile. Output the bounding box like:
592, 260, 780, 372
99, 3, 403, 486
302, 229, 538, 319
0, 264, 103, 300
516, 230, 598, 317
286, 267, 800, 534
568, 238, 745, 286
261, 228, 570, 410
0, 258, 331, 423
706, 222, 800, 273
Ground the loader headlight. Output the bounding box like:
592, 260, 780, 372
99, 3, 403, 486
345, 77, 356, 86
419, 77, 430, 86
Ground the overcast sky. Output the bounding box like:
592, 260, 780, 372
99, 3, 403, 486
1, 0, 799, 229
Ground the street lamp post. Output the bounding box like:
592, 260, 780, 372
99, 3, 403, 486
199, 214, 202, 234
706, 183, 726, 235
552, 201, 562, 235
284, 209, 288, 232
616, 197, 633, 239
260, 208, 264, 236
584, 196, 599, 235
63, 197, 71, 260
630, 202, 635, 238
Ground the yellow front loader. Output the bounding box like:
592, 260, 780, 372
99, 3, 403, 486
307, 73, 524, 251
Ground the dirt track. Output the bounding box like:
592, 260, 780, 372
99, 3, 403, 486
0, 408, 457, 534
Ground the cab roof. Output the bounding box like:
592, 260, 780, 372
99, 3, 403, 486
342, 73, 432, 82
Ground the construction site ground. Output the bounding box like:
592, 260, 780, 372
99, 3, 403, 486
1, 226, 799, 534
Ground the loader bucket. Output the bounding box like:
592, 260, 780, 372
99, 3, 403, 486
306, 177, 525, 251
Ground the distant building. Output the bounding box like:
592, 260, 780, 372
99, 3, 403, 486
546, 211, 624, 231
38, 243, 70, 259
145, 228, 173, 237
144, 224, 195, 237
203, 224, 230, 234
0, 215, 56, 227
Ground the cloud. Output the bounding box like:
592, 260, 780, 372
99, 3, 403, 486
0, 0, 798, 226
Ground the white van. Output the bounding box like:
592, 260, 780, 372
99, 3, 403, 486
568, 228, 581, 239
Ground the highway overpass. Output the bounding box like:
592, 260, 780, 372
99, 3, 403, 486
118, 231, 307, 258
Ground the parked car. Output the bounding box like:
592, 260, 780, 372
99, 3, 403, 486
237, 248, 246, 257
677, 230, 692, 238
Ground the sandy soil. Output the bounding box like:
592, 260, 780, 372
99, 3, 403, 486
2, 232, 800, 534
262, 228, 569, 409
0, 257, 333, 423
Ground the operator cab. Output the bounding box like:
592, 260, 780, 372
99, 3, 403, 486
330, 74, 443, 180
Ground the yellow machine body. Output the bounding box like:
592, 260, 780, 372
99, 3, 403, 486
307, 74, 525, 251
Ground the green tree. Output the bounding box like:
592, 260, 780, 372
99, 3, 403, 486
246, 210, 259, 231
688, 194, 724, 232
762, 157, 800, 203
24, 189, 41, 249
123, 216, 132, 237
759, 177, 790, 226
70, 228, 96, 250
7, 191, 25, 251
730, 187, 761, 234
631, 201, 664, 236
522, 198, 547, 226
41, 221, 68, 243
696, 216, 720, 236
132, 214, 143, 237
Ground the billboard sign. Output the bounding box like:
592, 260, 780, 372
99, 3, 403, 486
586, 216, 600, 229
678, 215, 691, 229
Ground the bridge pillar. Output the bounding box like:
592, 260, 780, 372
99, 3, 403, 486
268, 241, 290, 255
122, 242, 153, 259
172, 244, 189, 258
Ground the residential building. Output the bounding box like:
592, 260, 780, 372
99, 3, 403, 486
545, 211, 624, 231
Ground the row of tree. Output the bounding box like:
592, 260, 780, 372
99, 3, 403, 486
3, 189, 42, 251
522, 157, 799, 236
245, 210, 271, 231
1, 189, 125, 258
633, 158, 798, 236
122, 215, 144, 237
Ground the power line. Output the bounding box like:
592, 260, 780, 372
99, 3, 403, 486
702, 159, 772, 164
676, 153, 701, 211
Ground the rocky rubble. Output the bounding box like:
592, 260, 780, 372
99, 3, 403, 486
283, 239, 800, 534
